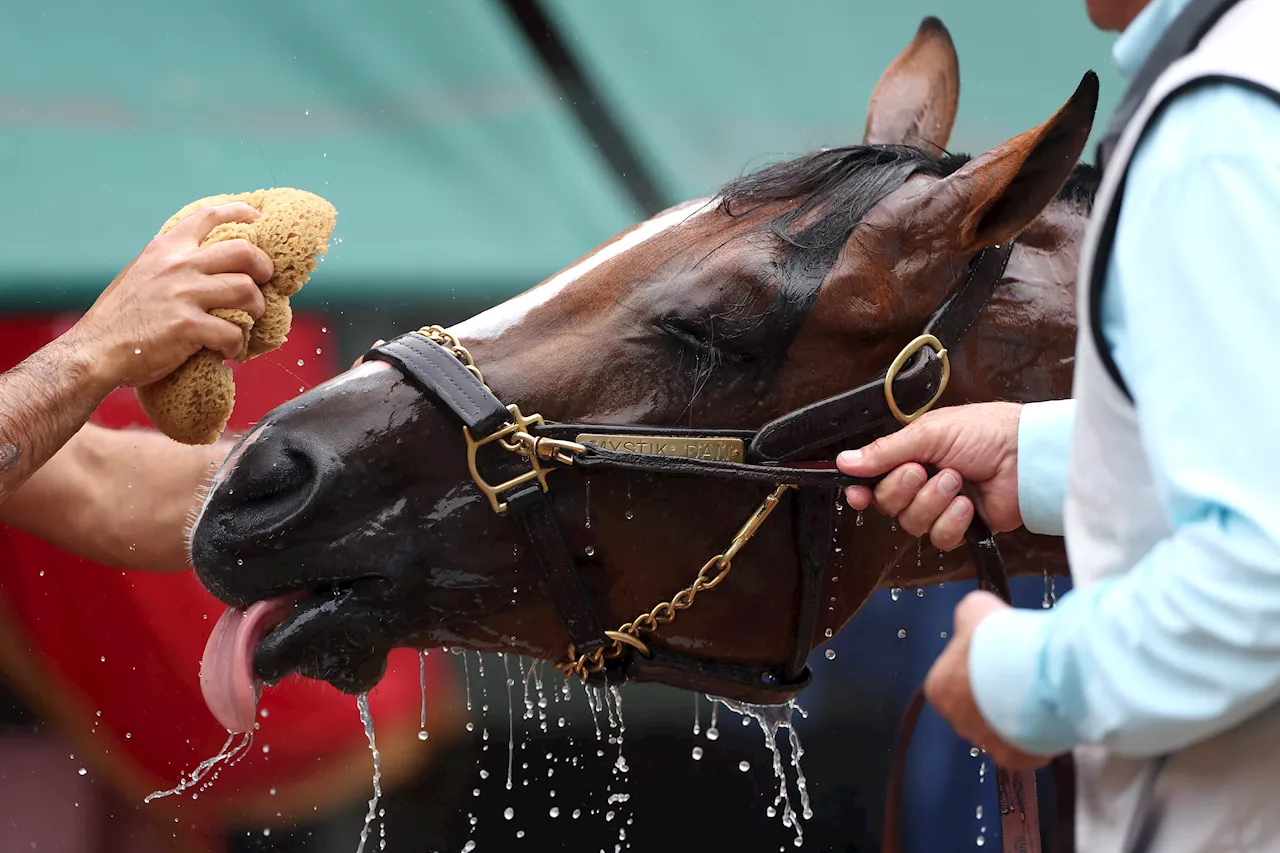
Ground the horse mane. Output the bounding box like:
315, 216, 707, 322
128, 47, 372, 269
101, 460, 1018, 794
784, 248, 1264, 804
714, 145, 1098, 326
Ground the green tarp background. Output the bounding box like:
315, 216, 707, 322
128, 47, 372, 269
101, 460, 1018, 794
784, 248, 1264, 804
0, 1, 1120, 310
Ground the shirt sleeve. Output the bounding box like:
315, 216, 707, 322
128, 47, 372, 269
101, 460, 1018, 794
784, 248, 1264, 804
1016, 399, 1076, 537
968, 84, 1280, 758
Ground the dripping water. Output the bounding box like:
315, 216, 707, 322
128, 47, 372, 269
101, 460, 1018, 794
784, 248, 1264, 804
419, 650, 429, 738
144, 730, 254, 802
503, 653, 516, 790
584, 478, 592, 530
461, 648, 473, 711
355, 694, 383, 853
711, 697, 812, 847
692, 693, 701, 736
707, 702, 720, 741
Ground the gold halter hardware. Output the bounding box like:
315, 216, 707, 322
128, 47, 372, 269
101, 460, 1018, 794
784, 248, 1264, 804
416, 325, 585, 515
416, 325, 794, 680
884, 333, 950, 425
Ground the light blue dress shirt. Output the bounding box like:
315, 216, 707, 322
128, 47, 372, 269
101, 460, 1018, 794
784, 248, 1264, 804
968, 0, 1280, 757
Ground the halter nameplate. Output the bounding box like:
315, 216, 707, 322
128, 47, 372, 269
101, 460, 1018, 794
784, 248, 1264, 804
574, 433, 744, 464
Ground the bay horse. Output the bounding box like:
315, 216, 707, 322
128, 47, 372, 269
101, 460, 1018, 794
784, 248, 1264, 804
190, 18, 1096, 764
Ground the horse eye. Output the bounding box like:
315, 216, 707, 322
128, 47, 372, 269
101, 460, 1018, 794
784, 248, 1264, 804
660, 317, 759, 363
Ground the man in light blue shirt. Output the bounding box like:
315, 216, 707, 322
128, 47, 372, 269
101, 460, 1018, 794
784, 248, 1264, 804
839, 0, 1280, 778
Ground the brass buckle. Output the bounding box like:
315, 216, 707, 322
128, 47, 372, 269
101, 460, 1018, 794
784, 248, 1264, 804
884, 333, 950, 425
464, 404, 551, 514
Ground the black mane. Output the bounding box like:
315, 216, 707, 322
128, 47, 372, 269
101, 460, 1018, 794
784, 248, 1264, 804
714, 144, 1097, 329
720, 143, 1097, 253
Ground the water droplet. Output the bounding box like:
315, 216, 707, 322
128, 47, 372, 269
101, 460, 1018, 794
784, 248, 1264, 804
260, 708, 268, 719
305, 110, 310, 115
125, 733, 132, 739
767, 806, 777, 818
897, 629, 907, 639
269, 787, 276, 796
706, 727, 719, 741
584, 546, 595, 557
891, 587, 901, 601
417, 731, 429, 741
916, 588, 924, 598
824, 649, 836, 660
316, 348, 322, 355
572, 809, 581, 819
77, 768, 86, 776
976, 806, 983, 819
624, 510, 634, 521
504, 807, 514, 820
134, 348, 142, 355
261, 744, 270, 754
466, 722, 474, 732
970, 747, 981, 757
691, 746, 703, 760
321, 326, 328, 333
479, 770, 489, 779
463, 843, 476, 853
516, 830, 525, 839
557, 717, 565, 727
100, 656, 106, 663
297, 359, 304, 367
856, 511, 864, 527
977, 836, 986, 847
940, 631, 948, 639
738, 760, 750, 772
473, 788, 480, 797
606, 811, 616, 822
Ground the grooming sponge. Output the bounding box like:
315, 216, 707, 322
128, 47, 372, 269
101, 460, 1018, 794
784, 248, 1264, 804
135, 188, 337, 444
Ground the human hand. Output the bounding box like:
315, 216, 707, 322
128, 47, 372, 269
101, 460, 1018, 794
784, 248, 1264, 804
70, 203, 274, 390
836, 402, 1023, 550
924, 590, 1050, 770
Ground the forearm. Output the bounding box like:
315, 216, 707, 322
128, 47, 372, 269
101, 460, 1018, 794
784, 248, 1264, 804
0, 329, 116, 504
1, 423, 233, 572
972, 516, 1280, 756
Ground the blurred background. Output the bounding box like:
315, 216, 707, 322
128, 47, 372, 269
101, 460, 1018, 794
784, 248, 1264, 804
0, 1, 1107, 851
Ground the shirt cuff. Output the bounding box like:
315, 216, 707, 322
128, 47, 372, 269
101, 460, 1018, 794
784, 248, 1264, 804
968, 606, 1077, 755
1016, 399, 1076, 536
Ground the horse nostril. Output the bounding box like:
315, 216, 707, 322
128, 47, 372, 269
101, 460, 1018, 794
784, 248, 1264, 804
240, 447, 315, 507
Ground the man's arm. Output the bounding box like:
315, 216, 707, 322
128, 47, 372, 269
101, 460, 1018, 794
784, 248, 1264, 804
0, 423, 233, 572
969, 84, 1280, 757
0, 202, 270, 505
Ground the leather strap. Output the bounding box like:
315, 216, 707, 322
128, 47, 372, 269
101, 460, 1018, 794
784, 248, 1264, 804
569, 444, 877, 489
364, 334, 510, 437
784, 488, 834, 683
750, 244, 1014, 463
507, 483, 608, 656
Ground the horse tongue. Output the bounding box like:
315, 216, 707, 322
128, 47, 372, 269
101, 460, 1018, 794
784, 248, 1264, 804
200, 595, 301, 733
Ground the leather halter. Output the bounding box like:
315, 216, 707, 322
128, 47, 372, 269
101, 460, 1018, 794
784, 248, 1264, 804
364, 241, 1067, 850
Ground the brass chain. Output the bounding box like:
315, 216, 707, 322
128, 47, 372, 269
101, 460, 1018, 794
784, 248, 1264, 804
411, 325, 795, 682
555, 483, 793, 681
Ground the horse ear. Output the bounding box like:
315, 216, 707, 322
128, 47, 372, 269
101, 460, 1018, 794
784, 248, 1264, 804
863, 17, 960, 149
935, 71, 1099, 252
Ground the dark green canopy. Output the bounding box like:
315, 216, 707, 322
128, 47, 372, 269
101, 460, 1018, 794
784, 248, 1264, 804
0, 0, 1118, 310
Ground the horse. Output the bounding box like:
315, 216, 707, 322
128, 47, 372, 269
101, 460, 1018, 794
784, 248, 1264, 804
189, 18, 1096, 738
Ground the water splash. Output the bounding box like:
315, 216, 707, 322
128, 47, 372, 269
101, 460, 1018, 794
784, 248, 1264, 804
355, 694, 382, 853
144, 730, 253, 802
710, 697, 812, 846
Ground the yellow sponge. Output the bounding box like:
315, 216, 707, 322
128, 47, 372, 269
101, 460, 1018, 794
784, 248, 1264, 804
135, 188, 337, 444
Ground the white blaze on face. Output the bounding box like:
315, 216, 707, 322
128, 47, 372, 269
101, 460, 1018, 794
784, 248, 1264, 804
450, 197, 714, 341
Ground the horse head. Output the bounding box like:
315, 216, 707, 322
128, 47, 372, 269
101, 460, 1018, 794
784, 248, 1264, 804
189, 19, 1098, 723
